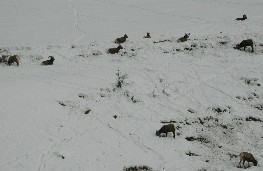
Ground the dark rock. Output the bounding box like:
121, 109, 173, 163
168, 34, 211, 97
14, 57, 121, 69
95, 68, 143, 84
59, 102, 66, 106
84, 109, 91, 114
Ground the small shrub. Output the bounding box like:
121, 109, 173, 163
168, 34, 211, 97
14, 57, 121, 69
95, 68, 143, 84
253, 104, 263, 111
116, 70, 127, 88
246, 116, 262, 122
59, 102, 66, 106
123, 165, 153, 171
185, 136, 210, 143
186, 151, 199, 156
84, 109, 91, 114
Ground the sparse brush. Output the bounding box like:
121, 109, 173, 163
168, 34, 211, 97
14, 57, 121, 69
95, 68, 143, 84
116, 70, 127, 88
124, 165, 153, 171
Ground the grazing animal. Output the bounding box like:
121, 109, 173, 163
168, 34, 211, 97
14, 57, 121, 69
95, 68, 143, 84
143, 32, 151, 38
115, 34, 128, 44
236, 39, 254, 52
41, 56, 55, 65
107, 45, 123, 54
239, 152, 258, 168
156, 124, 175, 139
177, 33, 190, 43
7, 55, 20, 66
236, 14, 247, 21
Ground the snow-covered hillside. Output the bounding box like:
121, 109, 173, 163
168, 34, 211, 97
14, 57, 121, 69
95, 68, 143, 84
0, 0, 263, 171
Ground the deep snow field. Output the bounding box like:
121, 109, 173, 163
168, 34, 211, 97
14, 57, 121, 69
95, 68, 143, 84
1, 0, 263, 171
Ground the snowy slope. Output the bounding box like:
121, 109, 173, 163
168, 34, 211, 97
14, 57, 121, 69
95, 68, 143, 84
1, 0, 263, 171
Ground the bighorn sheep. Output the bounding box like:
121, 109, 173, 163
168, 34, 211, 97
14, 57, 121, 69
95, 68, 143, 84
156, 124, 175, 139
8, 55, 20, 66
107, 45, 123, 54
239, 152, 258, 167
115, 34, 128, 44
41, 56, 55, 65
177, 33, 190, 43
236, 39, 254, 53
236, 14, 247, 21
143, 32, 151, 38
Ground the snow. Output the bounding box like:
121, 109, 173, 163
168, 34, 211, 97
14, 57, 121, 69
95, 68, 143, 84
0, 0, 263, 171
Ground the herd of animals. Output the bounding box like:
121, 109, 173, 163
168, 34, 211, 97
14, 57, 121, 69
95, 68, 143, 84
0, 14, 260, 169
107, 30, 254, 54
155, 123, 258, 168
0, 14, 256, 66
0, 54, 55, 66
0, 33, 254, 65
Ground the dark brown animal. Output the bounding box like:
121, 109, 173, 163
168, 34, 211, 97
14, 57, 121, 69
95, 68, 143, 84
8, 55, 20, 66
156, 124, 175, 139
236, 39, 254, 52
115, 34, 128, 44
143, 32, 151, 38
177, 33, 190, 43
107, 45, 123, 54
239, 152, 258, 168
41, 56, 55, 65
236, 14, 247, 21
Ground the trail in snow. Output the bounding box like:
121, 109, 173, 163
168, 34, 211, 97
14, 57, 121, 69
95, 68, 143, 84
68, 0, 88, 44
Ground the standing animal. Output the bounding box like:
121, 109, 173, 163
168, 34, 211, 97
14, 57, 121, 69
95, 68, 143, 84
236, 14, 247, 21
115, 34, 128, 44
7, 55, 20, 66
177, 33, 190, 43
41, 56, 55, 65
156, 124, 175, 139
236, 39, 254, 52
143, 32, 151, 38
107, 45, 123, 54
239, 152, 258, 168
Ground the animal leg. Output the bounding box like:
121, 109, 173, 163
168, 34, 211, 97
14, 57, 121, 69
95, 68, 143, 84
239, 159, 242, 167
251, 46, 254, 53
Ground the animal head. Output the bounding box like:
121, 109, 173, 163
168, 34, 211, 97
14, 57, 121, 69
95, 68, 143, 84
253, 160, 258, 166
156, 130, 160, 136
124, 34, 128, 38
243, 15, 247, 19
49, 56, 55, 61
184, 33, 190, 39
117, 45, 123, 49
236, 44, 241, 49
